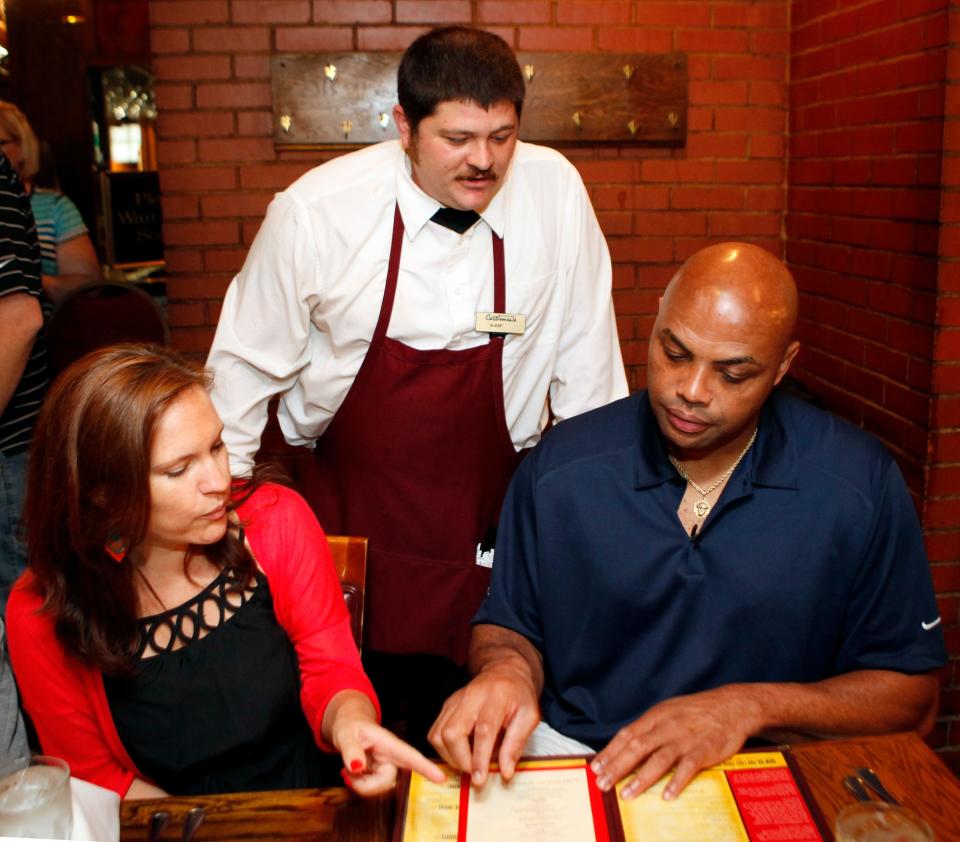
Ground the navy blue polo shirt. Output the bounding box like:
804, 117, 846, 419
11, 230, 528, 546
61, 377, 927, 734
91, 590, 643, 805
474, 390, 947, 750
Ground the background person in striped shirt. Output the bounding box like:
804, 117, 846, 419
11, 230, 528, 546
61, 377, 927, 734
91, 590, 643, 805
0, 149, 46, 611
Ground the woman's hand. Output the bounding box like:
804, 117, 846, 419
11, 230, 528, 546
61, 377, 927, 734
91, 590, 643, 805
324, 690, 446, 797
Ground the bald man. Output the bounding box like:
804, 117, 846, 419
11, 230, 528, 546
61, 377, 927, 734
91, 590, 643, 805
428, 242, 946, 800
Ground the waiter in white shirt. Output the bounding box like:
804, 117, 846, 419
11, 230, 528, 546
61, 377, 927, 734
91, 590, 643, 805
207, 26, 627, 748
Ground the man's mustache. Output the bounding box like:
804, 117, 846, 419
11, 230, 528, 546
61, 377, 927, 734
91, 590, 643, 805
459, 167, 497, 181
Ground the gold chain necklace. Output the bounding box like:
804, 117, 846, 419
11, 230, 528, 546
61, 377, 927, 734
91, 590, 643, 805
669, 427, 758, 519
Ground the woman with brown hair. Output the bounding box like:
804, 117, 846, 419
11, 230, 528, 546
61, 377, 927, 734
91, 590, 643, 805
6, 344, 443, 799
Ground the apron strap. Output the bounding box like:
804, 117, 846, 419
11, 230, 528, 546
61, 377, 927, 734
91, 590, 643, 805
375, 204, 506, 343
492, 233, 505, 314
372, 204, 406, 343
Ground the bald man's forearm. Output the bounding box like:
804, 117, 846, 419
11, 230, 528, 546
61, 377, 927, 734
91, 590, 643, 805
468, 624, 545, 693
592, 670, 939, 801
749, 670, 939, 740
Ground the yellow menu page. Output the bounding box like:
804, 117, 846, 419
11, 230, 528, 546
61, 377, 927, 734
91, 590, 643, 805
617, 751, 797, 842
401, 771, 461, 842
617, 768, 748, 842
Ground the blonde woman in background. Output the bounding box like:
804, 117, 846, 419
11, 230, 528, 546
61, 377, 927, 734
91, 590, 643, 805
0, 101, 100, 304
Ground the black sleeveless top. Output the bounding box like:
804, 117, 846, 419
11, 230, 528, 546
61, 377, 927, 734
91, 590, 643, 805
103, 568, 341, 795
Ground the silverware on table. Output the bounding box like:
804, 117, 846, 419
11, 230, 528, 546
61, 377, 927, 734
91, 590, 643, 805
853, 766, 901, 805
842, 774, 872, 802
181, 806, 205, 842
147, 810, 171, 842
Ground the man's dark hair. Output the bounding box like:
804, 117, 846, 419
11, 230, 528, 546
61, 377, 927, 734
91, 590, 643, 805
398, 26, 525, 133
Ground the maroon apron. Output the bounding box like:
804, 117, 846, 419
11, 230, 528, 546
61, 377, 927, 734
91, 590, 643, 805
305, 205, 523, 664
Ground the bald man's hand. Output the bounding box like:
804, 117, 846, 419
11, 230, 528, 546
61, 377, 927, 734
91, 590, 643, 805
428, 660, 541, 788
589, 670, 938, 800
590, 685, 760, 801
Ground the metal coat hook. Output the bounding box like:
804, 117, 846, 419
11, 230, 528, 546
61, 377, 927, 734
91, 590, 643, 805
324, 63, 337, 82
523, 64, 536, 82
668, 112, 679, 128
572, 111, 583, 128
627, 119, 638, 137
280, 114, 292, 133
378, 112, 390, 129
341, 119, 353, 139
622, 64, 635, 81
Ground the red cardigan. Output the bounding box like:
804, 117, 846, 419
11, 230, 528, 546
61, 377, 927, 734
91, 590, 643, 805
7, 483, 378, 797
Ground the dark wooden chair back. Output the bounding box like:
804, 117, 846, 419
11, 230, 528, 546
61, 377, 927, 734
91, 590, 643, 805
45, 282, 168, 377
326, 535, 367, 652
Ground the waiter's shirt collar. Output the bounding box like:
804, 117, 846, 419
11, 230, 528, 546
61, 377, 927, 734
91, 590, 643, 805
395, 143, 510, 240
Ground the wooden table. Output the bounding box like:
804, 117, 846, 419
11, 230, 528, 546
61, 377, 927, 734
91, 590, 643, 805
120, 732, 960, 841
120, 787, 391, 841
792, 732, 960, 840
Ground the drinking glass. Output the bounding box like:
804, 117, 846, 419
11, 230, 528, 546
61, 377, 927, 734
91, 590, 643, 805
835, 801, 934, 842
0, 754, 73, 839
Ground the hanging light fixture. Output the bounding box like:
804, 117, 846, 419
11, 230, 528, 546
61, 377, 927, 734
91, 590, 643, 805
60, 12, 87, 24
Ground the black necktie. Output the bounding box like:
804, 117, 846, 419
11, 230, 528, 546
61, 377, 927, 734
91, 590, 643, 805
431, 207, 480, 234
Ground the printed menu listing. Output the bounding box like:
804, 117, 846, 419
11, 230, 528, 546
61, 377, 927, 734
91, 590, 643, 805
394, 750, 829, 842
397, 758, 612, 842
617, 752, 825, 842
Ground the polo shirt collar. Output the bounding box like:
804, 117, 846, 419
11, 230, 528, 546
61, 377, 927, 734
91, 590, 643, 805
633, 392, 679, 490
748, 390, 799, 490
394, 144, 509, 240
632, 389, 800, 491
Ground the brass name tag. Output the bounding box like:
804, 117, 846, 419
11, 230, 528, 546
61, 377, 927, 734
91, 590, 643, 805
475, 312, 526, 335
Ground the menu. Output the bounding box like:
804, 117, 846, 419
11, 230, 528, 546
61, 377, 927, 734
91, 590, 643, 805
394, 750, 830, 842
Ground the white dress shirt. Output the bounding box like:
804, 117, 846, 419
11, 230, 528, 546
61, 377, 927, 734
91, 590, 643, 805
207, 139, 627, 473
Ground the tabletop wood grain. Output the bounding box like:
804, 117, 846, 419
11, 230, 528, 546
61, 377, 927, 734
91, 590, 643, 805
792, 731, 960, 841
120, 732, 960, 841
120, 787, 393, 841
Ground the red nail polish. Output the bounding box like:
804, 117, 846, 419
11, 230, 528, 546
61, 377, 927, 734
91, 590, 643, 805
350, 759, 364, 772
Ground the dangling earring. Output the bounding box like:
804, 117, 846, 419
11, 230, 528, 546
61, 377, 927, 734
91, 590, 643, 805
104, 533, 129, 563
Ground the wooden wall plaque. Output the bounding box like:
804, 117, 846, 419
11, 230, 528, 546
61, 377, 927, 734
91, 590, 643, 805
271, 51, 687, 149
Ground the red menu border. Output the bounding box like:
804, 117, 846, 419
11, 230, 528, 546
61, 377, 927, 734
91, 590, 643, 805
393, 748, 830, 842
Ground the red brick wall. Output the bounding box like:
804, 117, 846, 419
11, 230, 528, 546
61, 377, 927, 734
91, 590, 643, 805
149, 0, 790, 392
786, 0, 960, 769
928, 3, 960, 770
786, 0, 948, 493
786, 0, 960, 768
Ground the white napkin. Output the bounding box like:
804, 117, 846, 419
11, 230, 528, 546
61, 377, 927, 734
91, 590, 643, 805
0, 776, 119, 841
69, 778, 119, 842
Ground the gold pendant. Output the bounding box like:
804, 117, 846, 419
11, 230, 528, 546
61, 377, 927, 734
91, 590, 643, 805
694, 499, 710, 518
